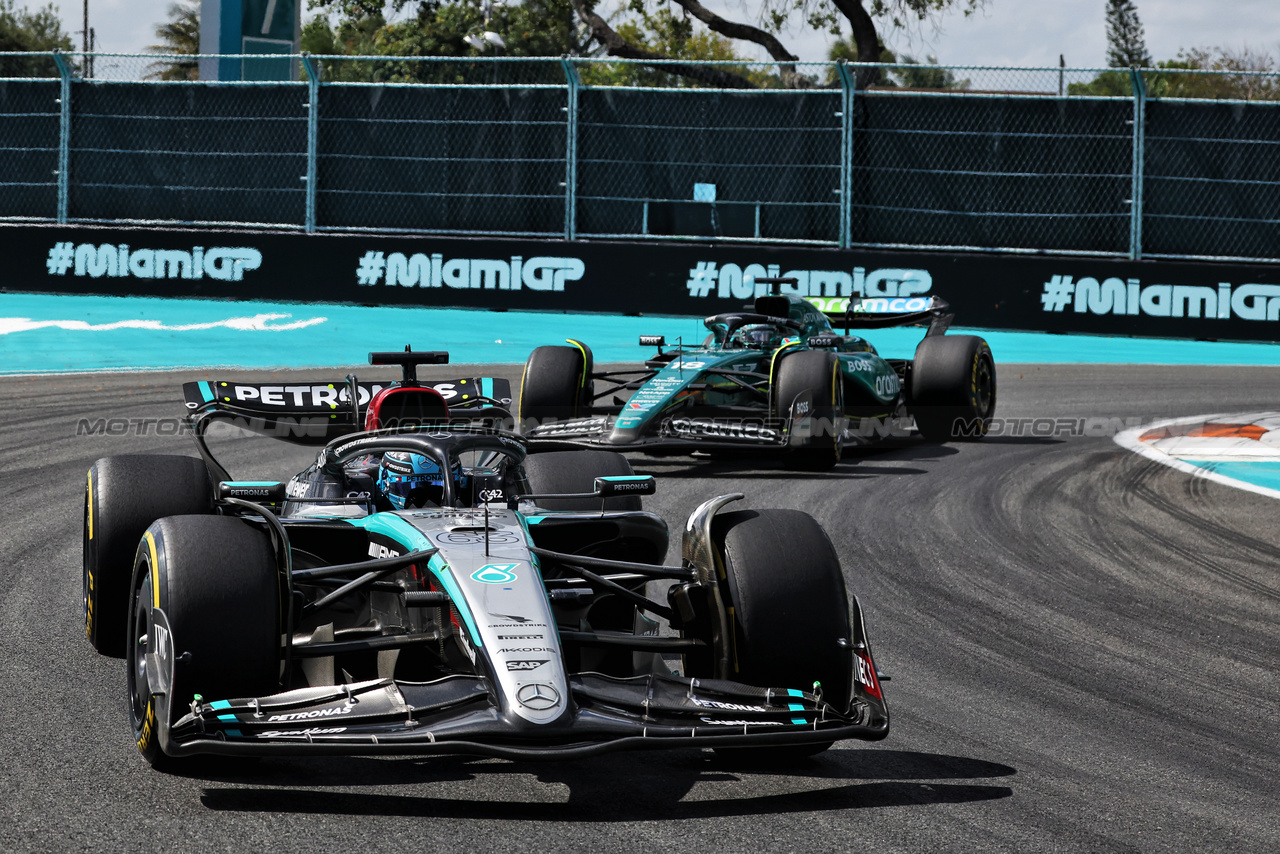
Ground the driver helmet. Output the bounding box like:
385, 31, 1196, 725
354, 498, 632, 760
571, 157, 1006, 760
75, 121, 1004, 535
377, 451, 458, 509
730, 323, 782, 350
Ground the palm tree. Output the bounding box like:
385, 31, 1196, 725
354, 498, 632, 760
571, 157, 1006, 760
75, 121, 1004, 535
144, 1, 199, 81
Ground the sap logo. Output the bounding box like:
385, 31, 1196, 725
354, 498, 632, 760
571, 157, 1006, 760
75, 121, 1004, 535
46, 242, 262, 281
367, 543, 402, 559
357, 252, 585, 292
505, 659, 549, 672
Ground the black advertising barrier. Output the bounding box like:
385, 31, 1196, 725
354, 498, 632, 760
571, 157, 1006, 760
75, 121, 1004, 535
6, 223, 1280, 343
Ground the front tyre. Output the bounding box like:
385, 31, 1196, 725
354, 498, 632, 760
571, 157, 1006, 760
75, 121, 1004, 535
773, 349, 842, 470
84, 455, 212, 657
909, 335, 996, 443
712, 509, 853, 759
522, 449, 640, 511
128, 516, 280, 768
519, 344, 590, 427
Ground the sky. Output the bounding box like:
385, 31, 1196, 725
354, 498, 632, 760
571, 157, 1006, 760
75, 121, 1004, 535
13, 0, 1280, 69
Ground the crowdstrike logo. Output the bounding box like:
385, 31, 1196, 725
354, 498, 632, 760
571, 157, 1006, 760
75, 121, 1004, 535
685, 262, 931, 300
356, 251, 585, 291
1041, 275, 1280, 322
46, 242, 262, 281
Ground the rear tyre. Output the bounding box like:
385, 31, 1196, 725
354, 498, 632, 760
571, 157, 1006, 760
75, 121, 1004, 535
128, 515, 280, 768
910, 335, 996, 443
519, 345, 589, 427
773, 349, 842, 470
711, 509, 853, 759
84, 455, 212, 657
522, 449, 640, 511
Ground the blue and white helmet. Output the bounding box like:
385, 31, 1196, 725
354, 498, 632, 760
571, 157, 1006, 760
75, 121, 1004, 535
377, 451, 447, 510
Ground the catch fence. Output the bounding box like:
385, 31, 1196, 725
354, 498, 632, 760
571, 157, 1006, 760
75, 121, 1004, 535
1, 52, 1277, 262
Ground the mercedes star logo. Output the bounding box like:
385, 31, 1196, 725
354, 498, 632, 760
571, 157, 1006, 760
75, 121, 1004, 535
516, 683, 561, 711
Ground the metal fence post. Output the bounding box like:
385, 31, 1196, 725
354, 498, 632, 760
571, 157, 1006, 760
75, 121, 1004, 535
1129, 67, 1146, 260
302, 53, 320, 234
52, 50, 72, 224
836, 60, 854, 250
560, 57, 579, 241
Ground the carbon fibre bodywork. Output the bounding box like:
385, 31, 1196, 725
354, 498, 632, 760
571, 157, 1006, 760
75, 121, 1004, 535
521, 292, 964, 456
95, 351, 889, 763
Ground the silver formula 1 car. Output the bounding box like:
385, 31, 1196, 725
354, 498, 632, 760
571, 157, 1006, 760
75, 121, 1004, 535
82, 349, 888, 765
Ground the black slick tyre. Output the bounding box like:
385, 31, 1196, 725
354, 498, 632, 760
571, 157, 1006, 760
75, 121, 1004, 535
519, 345, 589, 427
128, 515, 280, 768
773, 349, 842, 470
711, 509, 853, 758
84, 455, 212, 657
909, 335, 996, 442
522, 449, 640, 511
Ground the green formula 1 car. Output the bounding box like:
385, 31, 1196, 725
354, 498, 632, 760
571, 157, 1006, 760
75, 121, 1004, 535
519, 281, 996, 468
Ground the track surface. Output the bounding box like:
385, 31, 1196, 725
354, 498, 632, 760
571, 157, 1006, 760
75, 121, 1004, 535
2, 364, 1278, 853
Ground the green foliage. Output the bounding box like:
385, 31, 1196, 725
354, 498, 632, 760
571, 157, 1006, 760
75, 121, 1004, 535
1105, 0, 1150, 69
892, 54, 968, 89
1067, 69, 1133, 97
1145, 47, 1280, 101
1071, 46, 1280, 101
0, 0, 74, 77
304, 0, 586, 83
145, 1, 200, 81
578, 7, 773, 88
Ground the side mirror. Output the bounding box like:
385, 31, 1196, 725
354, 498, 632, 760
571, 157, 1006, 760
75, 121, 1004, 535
218, 481, 287, 502
594, 475, 656, 497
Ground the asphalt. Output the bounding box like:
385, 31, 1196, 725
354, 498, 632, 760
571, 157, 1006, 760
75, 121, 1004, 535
1, 363, 1278, 853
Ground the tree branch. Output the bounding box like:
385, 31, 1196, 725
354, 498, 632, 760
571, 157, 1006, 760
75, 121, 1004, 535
570, 0, 758, 89
829, 0, 885, 88
671, 0, 813, 88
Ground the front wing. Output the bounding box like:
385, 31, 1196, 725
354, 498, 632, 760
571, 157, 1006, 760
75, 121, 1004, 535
166, 672, 888, 760
526, 414, 807, 455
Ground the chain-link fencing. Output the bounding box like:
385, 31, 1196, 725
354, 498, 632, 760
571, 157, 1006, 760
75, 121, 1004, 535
2, 53, 1278, 261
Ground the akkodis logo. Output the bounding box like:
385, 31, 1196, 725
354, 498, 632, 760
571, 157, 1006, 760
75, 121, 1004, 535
684, 262, 931, 300
1042, 275, 1280, 322
356, 251, 585, 291
46, 242, 262, 281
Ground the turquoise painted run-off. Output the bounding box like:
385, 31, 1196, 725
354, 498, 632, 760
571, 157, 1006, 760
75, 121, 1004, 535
1, 293, 1278, 375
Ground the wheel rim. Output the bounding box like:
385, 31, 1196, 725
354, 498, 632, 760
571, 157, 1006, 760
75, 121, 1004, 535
128, 570, 152, 726
973, 356, 994, 416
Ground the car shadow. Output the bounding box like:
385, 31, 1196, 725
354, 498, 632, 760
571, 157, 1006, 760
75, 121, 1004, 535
195, 748, 1014, 820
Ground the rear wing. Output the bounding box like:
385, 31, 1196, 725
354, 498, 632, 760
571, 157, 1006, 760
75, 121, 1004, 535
808, 295, 954, 336
183, 377, 513, 445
